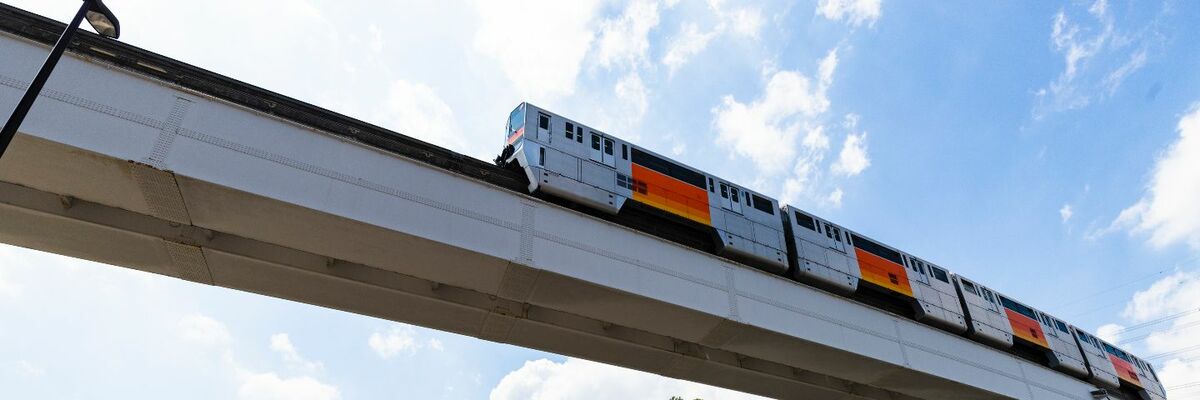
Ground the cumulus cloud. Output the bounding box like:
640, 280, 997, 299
270, 334, 323, 374
662, 23, 719, 75
0, 268, 18, 297
368, 325, 441, 359
178, 314, 232, 347
1107, 104, 1200, 249
816, 0, 882, 28
371, 80, 469, 153
831, 132, 870, 176
1060, 204, 1074, 223
1108, 270, 1200, 399
1095, 323, 1124, 343
473, 0, 602, 100
1034, 0, 1152, 117
712, 52, 834, 173
237, 371, 340, 400
714, 48, 869, 208
595, 0, 661, 69
489, 358, 769, 400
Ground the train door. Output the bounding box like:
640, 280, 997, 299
718, 182, 743, 214
979, 287, 999, 312
602, 138, 616, 168
822, 222, 846, 253
537, 113, 551, 142
588, 131, 602, 163
910, 258, 930, 285
729, 186, 743, 214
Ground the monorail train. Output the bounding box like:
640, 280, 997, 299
497, 102, 1168, 400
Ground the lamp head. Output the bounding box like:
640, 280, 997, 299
84, 0, 120, 39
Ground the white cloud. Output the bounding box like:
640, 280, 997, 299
614, 72, 650, 129
4, 360, 45, 379
727, 7, 765, 38
1060, 204, 1075, 223
178, 314, 232, 347
662, 23, 719, 75
237, 371, 340, 400
489, 358, 769, 400
831, 132, 870, 176
816, 0, 882, 28
1035, 0, 1151, 117
712, 51, 834, 173
473, 0, 602, 100
1109, 104, 1200, 249
427, 338, 445, 352
368, 325, 423, 359
1107, 270, 1200, 399
371, 80, 468, 153
1095, 323, 1124, 343
270, 334, 323, 374
826, 188, 845, 207
595, 0, 661, 69
0, 268, 18, 297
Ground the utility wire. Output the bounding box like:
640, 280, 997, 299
1111, 308, 1200, 335
1054, 267, 1172, 309
1146, 343, 1200, 360
1118, 316, 1200, 345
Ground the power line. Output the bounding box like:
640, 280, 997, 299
1146, 344, 1200, 360
1055, 267, 1172, 309
1112, 308, 1200, 335
1118, 316, 1200, 345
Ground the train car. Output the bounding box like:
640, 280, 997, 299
501, 103, 788, 273
953, 276, 1089, 377
1070, 326, 1122, 390
1097, 337, 1150, 395
1131, 354, 1168, 400
783, 206, 966, 332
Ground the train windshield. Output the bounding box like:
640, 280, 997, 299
507, 105, 525, 139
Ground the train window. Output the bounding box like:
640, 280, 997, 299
998, 296, 1037, 320
961, 280, 979, 295
538, 114, 550, 130
751, 195, 775, 215
794, 212, 817, 231
617, 174, 629, 189
591, 133, 601, 150
577, 127, 583, 143
730, 188, 740, 203
538, 147, 545, 166
622, 144, 628, 160
917, 261, 926, 275
745, 194, 751, 206
824, 223, 834, 239
980, 287, 995, 303
708, 177, 714, 193
930, 267, 949, 283
849, 234, 904, 265
565, 122, 575, 139
720, 183, 728, 198
629, 148, 707, 188
604, 139, 614, 155
832, 227, 842, 242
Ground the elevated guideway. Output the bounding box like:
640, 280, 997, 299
0, 5, 1117, 399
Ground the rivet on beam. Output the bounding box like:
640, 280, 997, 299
58, 195, 75, 210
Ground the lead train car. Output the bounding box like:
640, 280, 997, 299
498, 103, 1167, 399
502, 103, 788, 272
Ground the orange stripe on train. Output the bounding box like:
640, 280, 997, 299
1004, 309, 1050, 349
853, 248, 913, 297
630, 164, 711, 225
1108, 355, 1142, 387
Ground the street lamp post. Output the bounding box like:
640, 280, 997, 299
0, 0, 120, 161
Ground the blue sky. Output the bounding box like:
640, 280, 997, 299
2, 0, 1200, 398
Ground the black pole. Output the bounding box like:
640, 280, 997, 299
0, 1, 91, 161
